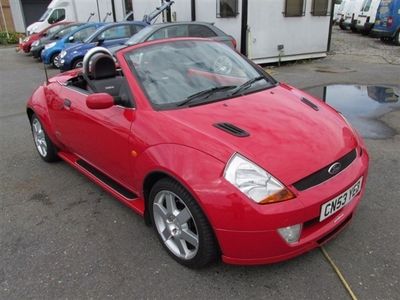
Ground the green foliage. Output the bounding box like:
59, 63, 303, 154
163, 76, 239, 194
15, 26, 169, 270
0, 32, 24, 45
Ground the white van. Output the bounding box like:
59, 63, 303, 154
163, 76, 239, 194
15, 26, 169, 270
26, 0, 129, 35
339, 0, 365, 30
338, 0, 352, 28
355, 0, 382, 33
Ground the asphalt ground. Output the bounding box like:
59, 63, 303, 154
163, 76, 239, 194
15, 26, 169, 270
1, 27, 399, 299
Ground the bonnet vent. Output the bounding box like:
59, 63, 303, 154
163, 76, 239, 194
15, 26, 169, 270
213, 122, 250, 137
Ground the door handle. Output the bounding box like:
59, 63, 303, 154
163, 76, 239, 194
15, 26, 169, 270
64, 99, 71, 109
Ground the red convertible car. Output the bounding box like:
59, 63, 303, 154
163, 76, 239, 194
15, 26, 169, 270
27, 38, 369, 268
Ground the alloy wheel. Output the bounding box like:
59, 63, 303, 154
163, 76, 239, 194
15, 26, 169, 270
153, 190, 199, 260
32, 117, 47, 157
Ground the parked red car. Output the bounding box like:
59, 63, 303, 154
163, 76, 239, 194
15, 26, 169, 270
27, 39, 369, 268
19, 22, 71, 53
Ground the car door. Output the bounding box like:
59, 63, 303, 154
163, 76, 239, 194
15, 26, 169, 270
47, 82, 136, 190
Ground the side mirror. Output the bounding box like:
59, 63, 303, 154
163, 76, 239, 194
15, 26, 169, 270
97, 37, 105, 46
68, 36, 74, 42
86, 93, 114, 110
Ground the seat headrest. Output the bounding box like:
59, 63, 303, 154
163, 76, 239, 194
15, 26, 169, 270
90, 53, 116, 80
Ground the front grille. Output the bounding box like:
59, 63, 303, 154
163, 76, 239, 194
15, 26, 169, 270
293, 149, 357, 191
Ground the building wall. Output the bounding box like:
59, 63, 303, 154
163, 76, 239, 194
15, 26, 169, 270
0, 0, 16, 32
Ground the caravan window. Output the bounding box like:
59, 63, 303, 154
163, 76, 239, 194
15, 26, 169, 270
217, 0, 239, 18
311, 0, 330, 16
284, 0, 306, 17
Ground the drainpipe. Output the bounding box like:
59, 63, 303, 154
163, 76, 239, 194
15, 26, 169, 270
96, 0, 101, 22
0, 1, 10, 39
327, 0, 335, 52
191, 0, 196, 21
166, 0, 172, 22
111, 0, 116, 22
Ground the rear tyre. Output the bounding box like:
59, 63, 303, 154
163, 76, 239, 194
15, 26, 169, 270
149, 178, 219, 268
30, 114, 59, 162
394, 30, 400, 46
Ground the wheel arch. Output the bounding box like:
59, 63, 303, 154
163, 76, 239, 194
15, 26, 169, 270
141, 169, 223, 258
142, 170, 170, 225
136, 144, 226, 240
26, 86, 61, 149
71, 56, 84, 68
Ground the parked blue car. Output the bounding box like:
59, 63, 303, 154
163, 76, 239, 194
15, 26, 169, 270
41, 23, 105, 67
58, 21, 147, 71
372, 0, 400, 45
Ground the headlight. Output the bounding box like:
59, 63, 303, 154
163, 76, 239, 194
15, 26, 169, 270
23, 37, 30, 42
224, 153, 295, 204
60, 50, 67, 58
32, 40, 40, 47
45, 42, 56, 49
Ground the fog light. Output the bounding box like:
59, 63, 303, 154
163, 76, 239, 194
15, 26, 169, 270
277, 224, 302, 244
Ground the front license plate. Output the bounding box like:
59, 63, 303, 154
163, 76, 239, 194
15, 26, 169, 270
320, 177, 363, 222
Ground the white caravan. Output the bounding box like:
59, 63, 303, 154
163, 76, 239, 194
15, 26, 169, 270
355, 0, 382, 33
26, 0, 130, 35
132, 0, 333, 64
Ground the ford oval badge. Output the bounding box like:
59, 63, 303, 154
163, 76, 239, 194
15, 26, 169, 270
328, 162, 342, 175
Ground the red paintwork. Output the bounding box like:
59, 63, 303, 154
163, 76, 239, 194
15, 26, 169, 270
86, 93, 114, 109
19, 22, 71, 53
27, 38, 369, 265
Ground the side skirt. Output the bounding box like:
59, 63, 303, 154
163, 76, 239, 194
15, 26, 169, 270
58, 151, 145, 216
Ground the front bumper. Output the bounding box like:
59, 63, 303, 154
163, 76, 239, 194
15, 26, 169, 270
356, 22, 374, 32
19, 42, 31, 53
212, 147, 369, 265
31, 45, 44, 58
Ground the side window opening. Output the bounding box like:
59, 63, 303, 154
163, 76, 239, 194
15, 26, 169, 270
311, 0, 330, 16
48, 8, 66, 24
188, 25, 217, 38
284, 0, 306, 17
217, 0, 239, 18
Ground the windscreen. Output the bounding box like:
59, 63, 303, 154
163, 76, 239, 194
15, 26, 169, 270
124, 40, 273, 109
39, 9, 52, 22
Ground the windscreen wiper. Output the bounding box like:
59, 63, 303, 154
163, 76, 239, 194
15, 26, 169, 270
177, 85, 236, 107
230, 76, 266, 96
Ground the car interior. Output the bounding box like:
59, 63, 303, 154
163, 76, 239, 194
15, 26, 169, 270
66, 53, 133, 108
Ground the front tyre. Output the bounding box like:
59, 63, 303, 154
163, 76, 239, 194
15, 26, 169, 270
72, 58, 83, 69
30, 114, 59, 162
149, 178, 218, 268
